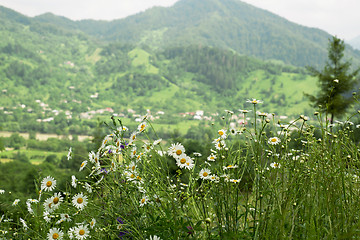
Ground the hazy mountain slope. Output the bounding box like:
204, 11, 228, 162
46, 0, 359, 68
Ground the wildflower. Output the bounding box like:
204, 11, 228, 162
247, 98, 263, 104
71, 175, 77, 188
83, 183, 92, 193
199, 168, 211, 180
215, 140, 226, 150
230, 179, 241, 183
168, 143, 185, 158
43, 211, 51, 223
41, 176, 57, 192
268, 137, 281, 145
12, 199, 20, 206
223, 164, 238, 170
138, 121, 147, 132
207, 153, 217, 161
79, 161, 87, 171
130, 146, 137, 158
153, 138, 162, 145
193, 152, 202, 157
51, 192, 63, 209
239, 109, 251, 113
270, 162, 281, 169
129, 131, 137, 144
139, 195, 149, 207
0, 189, 4, 194
147, 235, 161, 240
225, 109, 234, 115
209, 175, 219, 182
218, 129, 227, 139
48, 227, 64, 240
67, 147, 72, 161
100, 134, 111, 149
74, 224, 90, 239
68, 227, 75, 239
90, 218, 96, 229
20, 218, 28, 230
143, 142, 153, 152
176, 154, 191, 169
72, 193, 88, 210
60, 213, 72, 222
229, 127, 237, 135
26, 202, 34, 214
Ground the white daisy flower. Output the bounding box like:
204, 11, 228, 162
20, 218, 28, 230
60, 213, 72, 222
176, 154, 191, 169
270, 162, 281, 169
209, 175, 220, 182
215, 140, 226, 150
12, 199, 20, 206
129, 131, 137, 144
199, 168, 211, 180
207, 153, 217, 161
218, 129, 227, 139
139, 195, 149, 207
72, 193, 88, 210
100, 134, 112, 149
83, 183, 92, 193
71, 175, 77, 188
268, 137, 281, 145
246, 98, 263, 104
147, 235, 161, 240
79, 161, 87, 171
74, 224, 90, 240
41, 176, 57, 192
167, 143, 185, 158
0, 189, 4, 194
138, 121, 147, 132
90, 218, 96, 229
229, 179, 241, 183
223, 164, 238, 170
153, 138, 162, 145
47, 227, 64, 240
67, 147, 72, 161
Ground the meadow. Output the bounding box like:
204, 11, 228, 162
1, 99, 360, 240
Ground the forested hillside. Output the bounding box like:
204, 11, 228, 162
33, 0, 360, 68
1, 1, 358, 136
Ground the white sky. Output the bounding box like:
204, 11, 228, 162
0, 0, 359, 40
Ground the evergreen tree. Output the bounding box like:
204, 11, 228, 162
305, 36, 360, 123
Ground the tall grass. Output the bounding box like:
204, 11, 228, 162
0, 100, 359, 239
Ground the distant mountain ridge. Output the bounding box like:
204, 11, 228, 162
30, 0, 360, 68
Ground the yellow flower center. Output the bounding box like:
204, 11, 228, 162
133, 150, 136, 155
79, 229, 85, 235
227, 165, 232, 168
52, 233, 59, 239
137, 176, 142, 180
53, 197, 59, 204
130, 174, 135, 178
186, 162, 190, 166
180, 158, 186, 164
219, 131, 224, 135
271, 138, 277, 142
132, 135, 136, 140
203, 172, 208, 177
141, 198, 145, 204
91, 221, 94, 226
77, 197, 83, 204
95, 157, 98, 163
210, 156, 214, 159
131, 166, 135, 171
46, 181, 52, 187
176, 149, 182, 155
81, 162, 85, 167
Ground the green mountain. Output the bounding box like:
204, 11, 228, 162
33, 0, 360, 68
0, 3, 358, 135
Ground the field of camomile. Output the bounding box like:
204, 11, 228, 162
1, 98, 360, 240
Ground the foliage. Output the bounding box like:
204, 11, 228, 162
305, 36, 360, 123
1, 98, 360, 239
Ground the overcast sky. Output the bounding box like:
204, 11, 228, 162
0, 0, 359, 40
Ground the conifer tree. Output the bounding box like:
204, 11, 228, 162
305, 36, 359, 123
